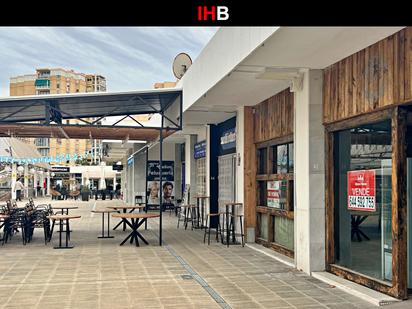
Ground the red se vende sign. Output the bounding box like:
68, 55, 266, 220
347, 170, 376, 212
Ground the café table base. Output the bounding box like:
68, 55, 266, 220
119, 218, 148, 247
53, 219, 73, 249
98, 212, 114, 239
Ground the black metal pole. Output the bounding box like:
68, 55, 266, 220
159, 112, 164, 246
145, 146, 148, 230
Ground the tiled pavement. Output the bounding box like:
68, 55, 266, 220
0, 199, 381, 308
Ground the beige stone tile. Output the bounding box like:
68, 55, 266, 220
0, 198, 374, 309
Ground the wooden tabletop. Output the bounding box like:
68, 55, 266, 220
91, 209, 116, 213
223, 202, 243, 206
180, 204, 197, 208
52, 206, 79, 210
194, 195, 209, 199
108, 205, 145, 210
47, 215, 81, 220
112, 213, 160, 219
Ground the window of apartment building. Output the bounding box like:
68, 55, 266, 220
256, 141, 294, 256
35, 138, 49, 147
39, 148, 49, 157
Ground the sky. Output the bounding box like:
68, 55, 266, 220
0, 27, 218, 97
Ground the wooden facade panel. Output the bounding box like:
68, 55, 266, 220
244, 106, 257, 235
253, 89, 294, 143
405, 27, 412, 101
324, 28, 412, 124
390, 107, 408, 299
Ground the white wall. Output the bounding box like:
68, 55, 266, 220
236, 107, 244, 205
294, 69, 325, 274
148, 142, 176, 161
185, 134, 197, 204
179, 27, 279, 111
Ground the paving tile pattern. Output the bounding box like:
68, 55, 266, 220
0, 199, 377, 308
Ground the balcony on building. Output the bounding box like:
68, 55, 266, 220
36, 69, 50, 79
35, 79, 50, 90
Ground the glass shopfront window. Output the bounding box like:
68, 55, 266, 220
270, 143, 293, 174
258, 148, 267, 175
256, 142, 294, 256
274, 216, 294, 251
333, 120, 392, 282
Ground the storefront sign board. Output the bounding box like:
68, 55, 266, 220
147, 161, 174, 205
194, 140, 206, 159
267, 180, 280, 208
347, 169, 376, 212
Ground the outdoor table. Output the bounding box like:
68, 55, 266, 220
194, 196, 209, 229
91, 209, 116, 239
112, 213, 160, 246
108, 205, 146, 231
47, 214, 81, 249
223, 202, 243, 247
51, 206, 78, 234
52, 205, 79, 215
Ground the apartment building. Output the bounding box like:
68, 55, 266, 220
86, 74, 106, 92
9, 68, 106, 164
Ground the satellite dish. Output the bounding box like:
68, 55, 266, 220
173, 53, 192, 79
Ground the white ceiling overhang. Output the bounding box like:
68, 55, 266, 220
180, 27, 404, 127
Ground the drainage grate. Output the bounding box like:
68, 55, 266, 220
181, 274, 193, 280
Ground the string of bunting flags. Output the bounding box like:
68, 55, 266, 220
0, 152, 91, 165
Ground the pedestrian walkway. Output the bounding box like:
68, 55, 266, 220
0, 198, 383, 308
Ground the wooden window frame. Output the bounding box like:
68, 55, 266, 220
325, 106, 408, 299
255, 135, 294, 258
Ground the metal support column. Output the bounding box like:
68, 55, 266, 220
159, 112, 164, 246
145, 147, 148, 230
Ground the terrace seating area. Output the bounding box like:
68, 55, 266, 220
0, 198, 376, 309
0, 198, 53, 245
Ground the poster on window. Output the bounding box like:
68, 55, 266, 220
147, 161, 174, 205
267, 180, 280, 208
347, 169, 376, 212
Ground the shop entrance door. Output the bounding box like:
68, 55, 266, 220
218, 154, 236, 203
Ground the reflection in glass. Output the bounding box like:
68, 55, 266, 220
259, 213, 269, 240
257, 181, 267, 206
274, 216, 294, 250
288, 143, 294, 173
257, 148, 267, 174
334, 120, 392, 282
277, 144, 288, 174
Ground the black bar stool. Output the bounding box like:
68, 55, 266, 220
222, 202, 244, 247
177, 204, 197, 230
203, 212, 223, 245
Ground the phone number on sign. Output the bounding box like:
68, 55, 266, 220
348, 196, 375, 211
